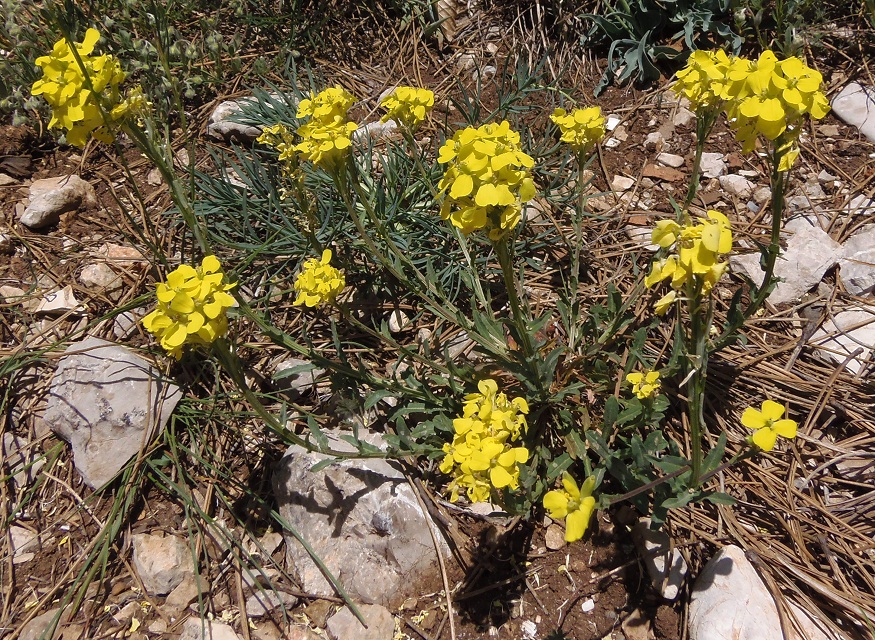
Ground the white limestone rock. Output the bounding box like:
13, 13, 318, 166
700, 152, 727, 178
831, 82, 875, 142
689, 545, 783, 640
44, 337, 182, 488
839, 223, 875, 296
719, 174, 755, 199
810, 305, 875, 375
180, 618, 243, 640
631, 519, 687, 600
131, 533, 195, 596
657, 152, 684, 168
20, 175, 97, 229
273, 429, 448, 608
327, 603, 394, 640
207, 99, 263, 143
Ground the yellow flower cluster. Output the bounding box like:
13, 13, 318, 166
295, 86, 358, 169
673, 49, 829, 171
742, 400, 798, 451
31, 28, 129, 147
437, 121, 537, 240
293, 249, 345, 307
626, 370, 661, 399
380, 86, 434, 130
550, 106, 606, 152
142, 256, 237, 359
440, 379, 530, 504
645, 210, 732, 314
543, 473, 596, 542
257, 123, 297, 163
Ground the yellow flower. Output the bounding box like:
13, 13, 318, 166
437, 121, 536, 240
672, 49, 734, 111
543, 473, 596, 542
142, 255, 237, 359
31, 28, 128, 147
626, 370, 661, 399
653, 290, 677, 315
741, 400, 797, 451
293, 249, 345, 307
550, 106, 606, 152
380, 86, 434, 130
294, 86, 358, 169
440, 379, 530, 504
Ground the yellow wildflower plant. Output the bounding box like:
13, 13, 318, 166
550, 106, 606, 153
294, 86, 358, 169
626, 370, 661, 400
645, 210, 733, 312
543, 473, 596, 543
257, 123, 297, 163
142, 256, 237, 359
437, 121, 536, 240
31, 28, 127, 147
439, 379, 530, 503
742, 400, 798, 451
293, 249, 345, 307
380, 86, 435, 130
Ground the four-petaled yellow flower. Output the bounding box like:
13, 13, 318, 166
543, 473, 596, 542
293, 249, 345, 307
672, 49, 734, 111
142, 256, 237, 359
380, 86, 435, 130
626, 370, 661, 400
437, 121, 537, 240
31, 28, 129, 147
294, 86, 358, 169
550, 106, 606, 152
645, 210, 732, 313
440, 379, 530, 504
742, 400, 798, 451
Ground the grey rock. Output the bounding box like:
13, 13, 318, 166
671, 107, 695, 127
44, 337, 182, 488
207, 99, 263, 143
831, 82, 875, 142
387, 309, 411, 334
719, 174, 755, 199
818, 169, 838, 184
10, 525, 38, 564
839, 224, 875, 295
20, 175, 97, 229
689, 545, 783, 640
2, 433, 44, 487
810, 305, 875, 376
287, 625, 322, 640
545, 524, 566, 550
644, 131, 664, 151
327, 603, 394, 640
731, 222, 841, 305
131, 533, 195, 595
353, 119, 399, 144
0, 231, 13, 254
245, 589, 299, 618
273, 429, 448, 608
165, 572, 207, 612
79, 263, 122, 292
846, 194, 875, 217
657, 152, 684, 168
274, 358, 324, 398
0, 173, 18, 186
34, 286, 85, 316
20, 608, 69, 640
752, 186, 772, 206
700, 153, 727, 179
611, 175, 635, 192
112, 307, 147, 340
180, 618, 243, 640
631, 519, 687, 600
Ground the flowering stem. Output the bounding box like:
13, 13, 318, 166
685, 286, 711, 488
711, 146, 787, 352
684, 110, 718, 211
567, 151, 587, 351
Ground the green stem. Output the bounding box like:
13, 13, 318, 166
686, 285, 710, 488
567, 151, 586, 350
684, 110, 718, 211
711, 145, 787, 352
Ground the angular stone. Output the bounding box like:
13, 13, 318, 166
631, 519, 687, 600
2, 433, 44, 487
112, 308, 147, 340
0, 173, 17, 186
273, 358, 324, 398
700, 153, 727, 178
810, 305, 875, 376
671, 107, 695, 127
545, 524, 566, 550
34, 286, 85, 316
10, 525, 38, 564
353, 119, 399, 143
245, 589, 299, 618
831, 82, 875, 142
132, 533, 195, 596
719, 174, 755, 199
644, 131, 664, 151
731, 223, 841, 305
643, 164, 684, 182
44, 337, 182, 488
839, 224, 875, 295
20, 608, 69, 640
20, 175, 96, 229
657, 152, 684, 168
611, 175, 636, 191
273, 429, 447, 608
326, 603, 394, 640
846, 194, 875, 217
689, 545, 783, 640
165, 572, 206, 612
79, 263, 122, 292
180, 618, 243, 640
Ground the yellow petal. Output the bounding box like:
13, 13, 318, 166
751, 427, 778, 451
741, 407, 766, 430
772, 419, 797, 439
761, 400, 785, 421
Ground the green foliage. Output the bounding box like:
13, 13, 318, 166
581, 0, 741, 95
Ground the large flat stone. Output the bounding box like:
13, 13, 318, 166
831, 82, 875, 142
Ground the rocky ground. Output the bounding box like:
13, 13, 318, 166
2, 17, 875, 640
